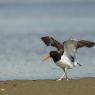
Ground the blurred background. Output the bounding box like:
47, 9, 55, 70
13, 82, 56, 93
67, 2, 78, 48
0, 0, 95, 80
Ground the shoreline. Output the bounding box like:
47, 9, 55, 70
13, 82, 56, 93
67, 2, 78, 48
0, 76, 95, 81
0, 78, 95, 95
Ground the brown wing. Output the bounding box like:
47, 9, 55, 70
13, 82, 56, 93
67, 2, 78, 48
77, 40, 95, 48
41, 36, 63, 51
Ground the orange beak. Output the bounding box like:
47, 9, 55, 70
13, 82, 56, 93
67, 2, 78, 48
42, 53, 50, 62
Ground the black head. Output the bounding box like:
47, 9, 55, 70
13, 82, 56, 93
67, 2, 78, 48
49, 51, 61, 63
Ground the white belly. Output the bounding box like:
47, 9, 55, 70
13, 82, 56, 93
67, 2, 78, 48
56, 55, 73, 69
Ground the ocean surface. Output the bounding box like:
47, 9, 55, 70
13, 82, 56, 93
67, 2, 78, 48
0, 3, 95, 80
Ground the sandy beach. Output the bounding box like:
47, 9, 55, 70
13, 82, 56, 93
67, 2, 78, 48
0, 78, 95, 95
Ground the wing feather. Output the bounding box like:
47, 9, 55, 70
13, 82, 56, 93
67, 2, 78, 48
41, 36, 63, 50
77, 40, 95, 48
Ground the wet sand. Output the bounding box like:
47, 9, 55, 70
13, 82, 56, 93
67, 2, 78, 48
0, 78, 95, 95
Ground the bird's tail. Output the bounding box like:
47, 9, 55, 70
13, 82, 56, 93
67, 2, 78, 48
74, 62, 82, 67
77, 63, 82, 66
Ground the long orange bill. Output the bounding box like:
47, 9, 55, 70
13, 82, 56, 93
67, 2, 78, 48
42, 54, 50, 62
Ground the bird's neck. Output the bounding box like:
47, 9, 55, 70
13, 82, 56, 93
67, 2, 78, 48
52, 54, 61, 63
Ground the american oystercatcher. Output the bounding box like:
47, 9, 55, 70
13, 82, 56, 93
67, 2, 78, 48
41, 36, 95, 80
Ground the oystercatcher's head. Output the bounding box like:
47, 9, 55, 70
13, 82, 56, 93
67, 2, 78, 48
42, 51, 62, 63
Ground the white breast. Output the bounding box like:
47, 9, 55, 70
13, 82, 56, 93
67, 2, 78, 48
56, 54, 73, 69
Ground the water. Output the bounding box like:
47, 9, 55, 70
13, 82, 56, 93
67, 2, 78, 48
0, 3, 95, 80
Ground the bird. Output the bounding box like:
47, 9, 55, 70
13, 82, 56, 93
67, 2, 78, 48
41, 36, 95, 80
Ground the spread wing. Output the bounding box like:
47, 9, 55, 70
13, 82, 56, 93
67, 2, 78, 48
63, 40, 95, 57
63, 40, 78, 57
77, 40, 95, 49
41, 36, 63, 51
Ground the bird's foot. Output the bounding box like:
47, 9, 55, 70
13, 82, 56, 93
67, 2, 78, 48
56, 78, 64, 81
56, 78, 69, 81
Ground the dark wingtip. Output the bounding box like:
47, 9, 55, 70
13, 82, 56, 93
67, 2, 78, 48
40, 37, 44, 40
41, 36, 49, 40
88, 42, 95, 48
40, 36, 47, 41
40, 36, 51, 46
